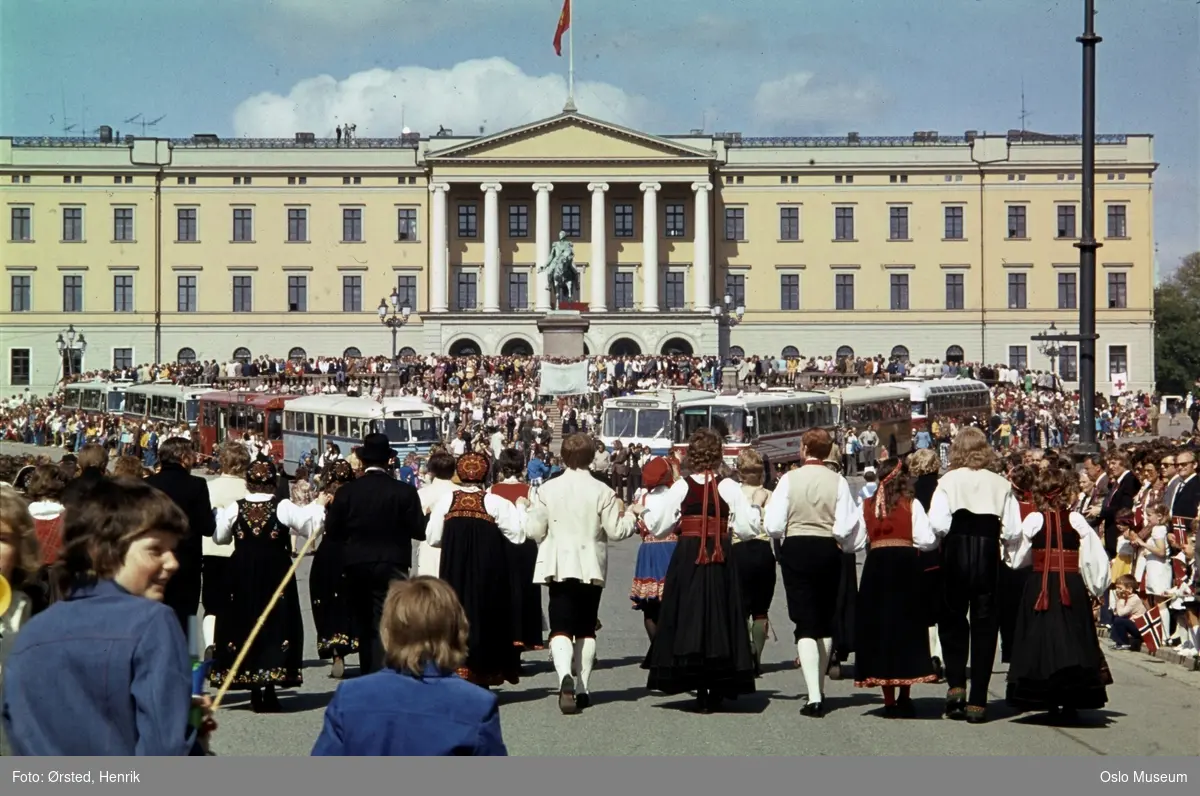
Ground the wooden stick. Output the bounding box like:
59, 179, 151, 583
211, 529, 320, 713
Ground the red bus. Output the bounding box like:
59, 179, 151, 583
197, 391, 296, 463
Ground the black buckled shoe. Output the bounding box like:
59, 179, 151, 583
800, 701, 826, 718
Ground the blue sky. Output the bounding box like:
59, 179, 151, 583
2, 0, 1195, 271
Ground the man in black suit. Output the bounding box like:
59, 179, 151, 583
1168, 450, 1200, 523
145, 437, 215, 632
328, 433, 427, 675
1097, 451, 1140, 559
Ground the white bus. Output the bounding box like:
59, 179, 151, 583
904, 378, 992, 427
61, 379, 131, 416
673, 390, 835, 467
122, 382, 209, 428
599, 388, 715, 457
829, 384, 913, 457
282, 394, 441, 475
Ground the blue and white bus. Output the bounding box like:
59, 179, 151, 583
61, 379, 131, 416
598, 388, 716, 457
122, 382, 208, 429
282, 394, 442, 475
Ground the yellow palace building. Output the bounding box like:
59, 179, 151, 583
2, 112, 1156, 395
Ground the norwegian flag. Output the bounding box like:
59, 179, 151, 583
1173, 557, 1189, 589
1169, 517, 1190, 550
1134, 605, 1167, 654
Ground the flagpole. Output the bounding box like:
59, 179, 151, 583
564, 0, 576, 112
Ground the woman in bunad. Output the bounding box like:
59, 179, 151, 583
634, 428, 763, 713
851, 457, 941, 718
908, 448, 945, 680
427, 451, 528, 688
415, 449, 459, 577
1000, 464, 1040, 665
489, 448, 545, 655
1006, 458, 1110, 718
210, 460, 330, 713
628, 456, 679, 657
730, 449, 774, 675
309, 460, 358, 679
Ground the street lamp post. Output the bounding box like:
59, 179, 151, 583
377, 291, 412, 371
1036, 322, 1062, 377
710, 294, 745, 391
55, 324, 87, 381
1074, 0, 1102, 456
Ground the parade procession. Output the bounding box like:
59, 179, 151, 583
2, 0, 1199, 772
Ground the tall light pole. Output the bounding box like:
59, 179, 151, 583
1035, 322, 1062, 377
710, 294, 744, 391
55, 324, 87, 381
1074, 0, 1102, 455
377, 291, 412, 373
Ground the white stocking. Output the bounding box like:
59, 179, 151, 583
928, 625, 943, 659
202, 614, 217, 652
574, 638, 597, 694
549, 636, 574, 686
797, 638, 824, 703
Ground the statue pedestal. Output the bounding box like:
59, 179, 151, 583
538, 310, 590, 358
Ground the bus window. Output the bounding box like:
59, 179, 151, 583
337, 416, 349, 438
679, 407, 710, 439
186, 401, 199, 424
325, 415, 337, 436
710, 406, 746, 442
267, 411, 283, 440
602, 408, 636, 439
382, 418, 409, 442
409, 417, 439, 443
636, 409, 670, 440
349, 418, 361, 440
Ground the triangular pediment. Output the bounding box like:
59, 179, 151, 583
426, 113, 713, 162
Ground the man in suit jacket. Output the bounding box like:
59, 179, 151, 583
145, 437, 215, 632
525, 433, 637, 715
1160, 453, 1182, 513
1169, 450, 1200, 522
327, 433, 426, 675
1097, 452, 1140, 559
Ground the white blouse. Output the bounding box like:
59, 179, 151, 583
641, 475, 763, 541
846, 499, 940, 555
1011, 511, 1111, 599
426, 486, 527, 548
213, 493, 326, 545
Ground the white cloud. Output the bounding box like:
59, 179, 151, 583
232, 58, 653, 138
751, 71, 889, 131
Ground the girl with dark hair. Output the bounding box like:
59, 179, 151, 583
210, 461, 329, 713
310, 460, 359, 679
850, 458, 940, 717
1006, 461, 1111, 718
490, 449, 544, 654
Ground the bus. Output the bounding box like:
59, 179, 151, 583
196, 391, 298, 462
673, 390, 835, 467
830, 384, 913, 458
281, 394, 442, 475
122, 382, 209, 429
599, 388, 716, 457
904, 378, 992, 427
61, 380, 130, 416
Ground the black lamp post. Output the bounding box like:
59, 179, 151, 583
710, 294, 745, 390
377, 291, 412, 371
55, 324, 87, 380
1073, 0, 1102, 455
1036, 322, 1063, 377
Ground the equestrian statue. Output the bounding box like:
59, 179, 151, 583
541, 231, 579, 310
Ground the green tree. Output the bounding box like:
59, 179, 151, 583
1154, 251, 1200, 395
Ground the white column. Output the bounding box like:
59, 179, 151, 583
692, 181, 712, 313
588, 182, 609, 311
429, 184, 449, 312
481, 183, 502, 312
640, 182, 661, 312
533, 183, 554, 312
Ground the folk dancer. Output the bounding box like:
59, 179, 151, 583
416, 450, 459, 577
525, 434, 639, 715
427, 452, 528, 687
731, 449, 775, 675
629, 456, 679, 655
1001, 464, 1040, 664
638, 428, 764, 713
908, 448, 945, 680
823, 446, 858, 679
851, 458, 941, 717
327, 433, 427, 675
201, 443, 250, 658
764, 428, 861, 718
1006, 458, 1111, 717
928, 428, 1023, 724
210, 461, 329, 713
489, 448, 545, 654
309, 460, 359, 678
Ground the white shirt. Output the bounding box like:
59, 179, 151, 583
763, 468, 861, 550
642, 475, 763, 541
425, 486, 527, 547
213, 493, 326, 545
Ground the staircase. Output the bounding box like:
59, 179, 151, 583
544, 402, 564, 456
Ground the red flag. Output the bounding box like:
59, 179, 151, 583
1133, 605, 1166, 654
553, 0, 570, 56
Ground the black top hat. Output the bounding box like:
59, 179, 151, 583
356, 433, 394, 465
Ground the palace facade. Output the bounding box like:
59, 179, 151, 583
1, 112, 1156, 395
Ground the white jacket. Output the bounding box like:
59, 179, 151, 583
525, 468, 638, 587
203, 474, 249, 558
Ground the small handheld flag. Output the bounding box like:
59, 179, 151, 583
1133, 605, 1166, 654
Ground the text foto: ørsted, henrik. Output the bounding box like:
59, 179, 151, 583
12, 770, 141, 784
1100, 771, 1188, 784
